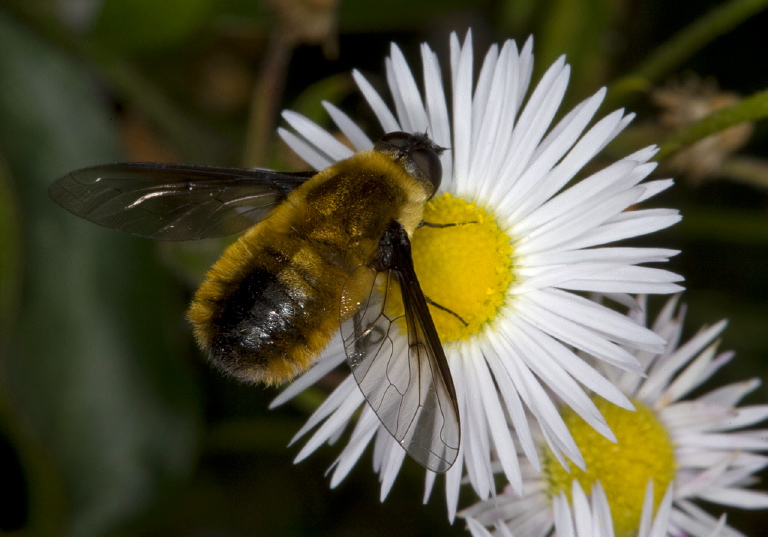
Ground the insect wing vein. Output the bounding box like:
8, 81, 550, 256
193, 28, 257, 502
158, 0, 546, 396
49, 163, 313, 240
340, 224, 460, 473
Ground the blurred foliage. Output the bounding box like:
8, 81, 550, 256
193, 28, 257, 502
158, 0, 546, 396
92, 0, 214, 53
0, 0, 767, 536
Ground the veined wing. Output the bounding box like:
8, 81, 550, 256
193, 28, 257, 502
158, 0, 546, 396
340, 221, 460, 473
49, 162, 314, 240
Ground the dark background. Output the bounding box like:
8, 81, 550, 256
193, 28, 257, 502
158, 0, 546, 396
1, 0, 767, 535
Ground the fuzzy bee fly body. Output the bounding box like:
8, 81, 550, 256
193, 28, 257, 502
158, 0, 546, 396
50, 131, 460, 473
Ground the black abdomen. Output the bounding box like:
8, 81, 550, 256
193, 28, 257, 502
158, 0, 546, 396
189, 228, 347, 385
208, 268, 308, 380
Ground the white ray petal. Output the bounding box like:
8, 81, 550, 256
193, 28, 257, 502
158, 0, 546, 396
482, 340, 540, 474
294, 381, 363, 461
387, 43, 429, 132
277, 127, 335, 170
451, 29, 474, 186
522, 289, 666, 350
379, 438, 407, 500
282, 110, 354, 161
471, 43, 500, 149
701, 379, 761, 407
564, 211, 681, 250
470, 345, 523, 492
516, 186, 644, 256
322, 101, 374, 150
329, 407, 380, 486
352, 69, 401, 133
495, 58, 570, 198
270, 345, 346, 408
420, 43, 453, 187
463, 355, 495, 499
525, 247, 679, 267
508, 322, 617, 440
512, 299, 643, 372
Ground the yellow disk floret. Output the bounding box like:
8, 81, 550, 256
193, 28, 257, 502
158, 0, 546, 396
544, 398, 677, 537
411, 192, 513, 343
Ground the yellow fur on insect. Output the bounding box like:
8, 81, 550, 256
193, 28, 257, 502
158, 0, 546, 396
187, 149, 431, 386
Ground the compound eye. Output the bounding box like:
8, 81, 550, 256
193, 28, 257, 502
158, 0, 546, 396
412, 147, 442, 192
379, 131, 411, 148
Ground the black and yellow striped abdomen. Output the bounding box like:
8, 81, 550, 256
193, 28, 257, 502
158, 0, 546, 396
187, 150, 430, 385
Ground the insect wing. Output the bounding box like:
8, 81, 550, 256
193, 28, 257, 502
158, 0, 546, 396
340, 226, 460, 473
49, 162, 314, 240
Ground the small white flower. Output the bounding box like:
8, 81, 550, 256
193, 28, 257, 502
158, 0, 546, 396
459, 295, 768, 536
465, 481, 726, 537
273, 31, 683, 518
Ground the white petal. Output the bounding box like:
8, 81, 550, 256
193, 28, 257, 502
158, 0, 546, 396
463, 361, 495, 499
648, 484, 675, 537
491, 327, 585, 467
322, 101, 374, 150
524, 321, 634, 410
512, 299, 643, 372
352, 69, 400, 133
451, 29, 474, 185
270, 342, 346, 408
387, 43, 429, 132
521, 289, 666, 351
277, 127, 335, 170
482, 339, 540, 474
420, 43, 453, 186
556, 266, 684, 294
701, 379, 761, 407
697, 487, 768, 509
379, 437, 407, 500
678, 432, 768, 451
465, 517, 495, 537
563, 210, 681, 250
507, 321, 622, 437
516, 185, 644, 256
525, 247, 679, 267
553, 491, 577, 537
470, 43, 500, 150
282, 110, 354, 161
641, 321, 728, 401
292, 377, 362, 457
637, 178, 674, 201
329, 406, 380, 486
470, 346, 524, 492
590, 483, 615, 537
494, 58, 570, 203
445, 353, 467, 521
501, 108, 629, 222
465, 39, 534, 197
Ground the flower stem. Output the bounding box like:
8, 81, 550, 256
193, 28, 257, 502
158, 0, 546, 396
607, 0, 768, 107
656, 88, 768, 160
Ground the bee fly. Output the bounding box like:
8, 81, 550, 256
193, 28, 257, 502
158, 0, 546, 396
50, 131, 460, 472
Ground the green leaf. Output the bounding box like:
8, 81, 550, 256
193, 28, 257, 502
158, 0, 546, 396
0, 12, 201, 537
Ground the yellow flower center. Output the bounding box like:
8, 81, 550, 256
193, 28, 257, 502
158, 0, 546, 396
544, 398, 677, 537
409, 192, 514, 343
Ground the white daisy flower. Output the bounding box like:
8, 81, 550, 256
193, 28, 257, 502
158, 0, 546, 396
272, 30, 683, 518
465, 481, 727, 537
459, 295, 768, 536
